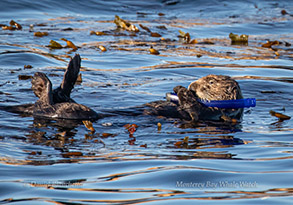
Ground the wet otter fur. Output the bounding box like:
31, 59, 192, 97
3, 54, 100, 120
32, 72, 99, 120
144, 75, 243, 122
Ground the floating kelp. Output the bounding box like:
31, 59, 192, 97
174, 136, 189, 147
102, 133, 117, 138
139, 24, 151, 33
61, 38, 77, 50
229, 33, 249, 45
178, 30, 190, 43
262, 40, 280, 48
178, 30, 197, 44
29, 151, 42, 155
18, 75, 32, 80
48, 40, 63, 49
90, 31, 107, 36
10, 20, 22, 30
149, 46, 160, 55
98, 45, 107, 52
83, 120, 95, 132
139, 23, 162, 37
24, 65, 33, 69
150, 32, 162, 37
114, 15, 139, 32
197, 40, 213, 45
2, 20, 22, 30
124, 124, 138, 135
34, 31, 49, 37
157, 122, 162, 131
62, 152, 83, 157
270, 110, 291, 121
156, 25, 167, 30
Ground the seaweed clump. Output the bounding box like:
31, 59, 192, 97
229, 33, 248, 45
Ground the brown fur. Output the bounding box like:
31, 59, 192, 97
146, 75, 244, 122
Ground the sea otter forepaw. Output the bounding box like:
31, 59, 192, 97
173, 85, 186, 94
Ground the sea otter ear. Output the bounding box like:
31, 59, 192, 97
31, 72, 53, 105
60, 54, 81, 97
187, 81, 197, 92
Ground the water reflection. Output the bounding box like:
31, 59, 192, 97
0, 114, 248, 166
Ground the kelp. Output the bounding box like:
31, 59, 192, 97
114, 15, 139, 32
82, 120, 95, 132
270, 110, 291, 121
48, 40, 63, 49
139, 23, 162, 37
262, 40, 280, 48
124, 124, 138, 135
101, 133, 117, 138
34, 31, 49, 37
178, 30, 197, 44
150, 32, 162, 37
139, 24, 151, 33
229, 33, 249, 45
61, 38, 77, 50
149, 46, 160, 55
62, 152, 83, 157
2, 20, 22, 30
157, 122, 162, 131
90, 31, 107, 36
24, 65, 33, 69
18, 75, 32, 80
98, 45, 107, 52
10, 20, 22, 30
174, 136, 189, 147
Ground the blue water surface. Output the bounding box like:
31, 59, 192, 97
0, 0, 293, 204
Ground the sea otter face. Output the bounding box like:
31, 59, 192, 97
188, 75, 243, 101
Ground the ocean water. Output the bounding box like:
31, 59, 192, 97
0, 0, 293, 204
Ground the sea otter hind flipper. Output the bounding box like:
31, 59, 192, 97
32, 71, 51, 99
32, 72, 54, 105
60, 54, 81, 97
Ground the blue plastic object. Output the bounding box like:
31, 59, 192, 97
166, 93, 256, 109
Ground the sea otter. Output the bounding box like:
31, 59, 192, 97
144, 75, 244, 122
3, 54, 100, 120
2, 54, 248, 122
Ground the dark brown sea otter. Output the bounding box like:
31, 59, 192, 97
3, 54, 100, 120
144, 75, 244, 122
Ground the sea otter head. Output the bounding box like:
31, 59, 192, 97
188, 74, 243, 101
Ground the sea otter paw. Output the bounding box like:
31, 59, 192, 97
173, 85, 185, 94
176, 87, 197, 106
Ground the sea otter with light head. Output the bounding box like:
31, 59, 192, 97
145, 74, 253, 122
